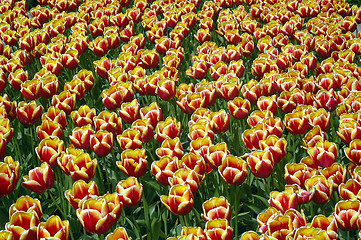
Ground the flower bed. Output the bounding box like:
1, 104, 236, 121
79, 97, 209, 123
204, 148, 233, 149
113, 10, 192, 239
0, 0, 361, 239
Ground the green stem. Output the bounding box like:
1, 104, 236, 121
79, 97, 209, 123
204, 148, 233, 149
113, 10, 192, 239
233, 185, 240, 239
48, 191, 66, 218
98, 234, 105, 240
102, 157, 111, 192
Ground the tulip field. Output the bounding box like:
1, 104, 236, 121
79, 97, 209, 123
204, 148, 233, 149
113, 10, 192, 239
3, 0, 361, 239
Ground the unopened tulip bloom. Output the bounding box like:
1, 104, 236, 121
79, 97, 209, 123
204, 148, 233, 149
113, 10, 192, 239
22, 162, 54, 194
116, 177, 143, 208
37, 215, 69, 240
205, 219, 233, 240
117, 149, 147, 178
76, 196, 121, 234
161, 184, 194, 215
0, 156, 20, 197
202, 196, 231, 222
65, 180, 99, 210
16, 101, 43, 127
218, 155, 248, 185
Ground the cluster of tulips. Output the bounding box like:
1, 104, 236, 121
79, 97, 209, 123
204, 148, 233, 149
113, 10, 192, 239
2, 0, 361, 238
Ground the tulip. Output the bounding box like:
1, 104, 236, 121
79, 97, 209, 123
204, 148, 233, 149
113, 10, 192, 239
334, 200, 360, 231
218, 155, 248, 185
156, 78, 177, 101
106, 227, 132, 240
156, 137, 184, 159
6, 211, 39, 240
307, 140, 337, 168
310, 215, 338, 239
65, 180, 99, 210
161, 184, 194, 215
259, 135, 287, 164
118, 99, 140, 124
303, 126, 327, 149
64, 153, 97, 182
8, 197, 42, 220
22, 162, 54, 194
227, 97, 251, 120
247, 150, 274, 178
320, 163, 346, 189
202, 196, 231, 222
76, 196, 121, 234
71, 105, 96, 128
69, 125, 94, 150
36, 120, 63, 141
152, 156, 179, 185
75, 69, 94, 92
186, 61, 208, 80
131, 119, 154, 143
169, 168, 200, 195
205, 142, 229, 170
155, 117, 181, 143
117, 129, 143, 150
205, 219, 233, 240
179, 227, 206, 240
16, 101, 43, 127
140, 102, 163, 128
102, 85, 123, 110
35, 136, 64, 167
117, 149, 147, 178
93, 57, 112, 79
247, 110, 273, 128
284, 163, 316, 188
0, 94, 16, 121
284, 110, 308, 135
305, 175, 333, 205
116, 177, 143, 208
52, 91, 76, 115
345, 139, 361, 165
89, 36, 108, 57
0, 157, 20, 197
90, 130, 114, 157
241, 80, 261, 104
37, 215, 69, 240
269, 188, 298, 214
94, 111, 122, 136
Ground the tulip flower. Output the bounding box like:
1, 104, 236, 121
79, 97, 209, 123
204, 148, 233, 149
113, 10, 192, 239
94, 111, 123, 136
307, 140, 337, 168
169, 169, 200, 195
106, 227, 132, 240
37, 215, 69, 240
0, 156, 20, 197
218, 155, 248, 185
205, 219, 233, 240
90, 130, 114, 157
116, 177, 143, 208
247, 150, 274, 178
161, 184, 194, 215
305, 175, 333, 205
76, 196, 121, 234
309, 215, 338, 240
284, 163, 316, 188
131, 119, 154, 143
5, 211, 39, 240
65, 180, 99, 210
16, 101, 43, 127
118, 99, 141, 124
334, 200, 360, 231
152, 156, 179, 185
22, 162, 54, 194
117, 149, 147, 178
155, 117, 181, 143
202, 196, 231, 222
